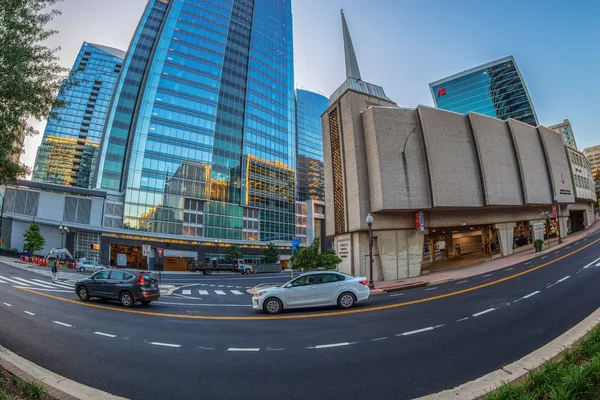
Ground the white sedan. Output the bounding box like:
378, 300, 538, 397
252, 271, 370, 314
76, 260, 106, 273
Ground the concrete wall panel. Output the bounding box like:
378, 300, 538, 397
418, 107, 484, 207
468, 113, 523, 205
508, 120, 553, 204
538, 126, 575, 203
363, 107, 431, 211
36, 191, 65, 221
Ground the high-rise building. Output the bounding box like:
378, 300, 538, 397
583, 145, 600, 181
95, 0, 296, 242
296, 89, 328, 201
32, 42, 125, 188
549, 119, 578, 149
429, 56, 539, 126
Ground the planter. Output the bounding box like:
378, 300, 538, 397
534, 245, 544, 253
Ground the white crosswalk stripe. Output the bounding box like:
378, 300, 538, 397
0, 278, 7, 284
31, 279, 73, 289
0, 275, 32, 286
215, 290, 226, 295
231, 290, 243, 295
198, 290, 209, 295
11, 277, 55, 288
182, 290, 191, 295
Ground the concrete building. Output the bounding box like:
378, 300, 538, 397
583, 145, 600, 181
430, 56, 539, 126
549, 119, 578, 149
565, 146, 597, 231
323, 12, 596, 282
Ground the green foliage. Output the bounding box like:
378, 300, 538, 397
0, 0, 69, 184
23, 223, 45, 253
317, 248, 342, 270
290, 238, 341, 271
534, 239, 545, 247
224, 244, 241, 262
262, 242, 280, 264
19, 381, 45, 399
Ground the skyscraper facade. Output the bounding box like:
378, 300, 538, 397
33, 42, 125, 188
95, 0, 296, 242
429, 56, 539, 126
549, 119, 578, 149
296, 89, 328, 201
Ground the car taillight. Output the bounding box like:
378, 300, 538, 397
136, 274, 145, 285
359, 280, 368, 285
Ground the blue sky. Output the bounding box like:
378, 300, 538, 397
23, 0, 600, 169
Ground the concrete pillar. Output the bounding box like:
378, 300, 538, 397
376, 230, 425, 280
429, 239, 435, 263
494, 222, 516, 256
445, 231, 453, 259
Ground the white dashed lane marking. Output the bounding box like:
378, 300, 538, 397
228, 348, 260, 352
24, 311, 35, 316
473, 308, 495, 317
308, 342, 350, 349
425, 287, 438, 291
372, 337, 387, 341
53, 321, 72, 327
456, 280, 468, 285
456, 317, 469, 322
94, 332, 116, 338
3, 303, 12, 307
390, 293, 404, 297
515, 291, 540, 302
398, 325, 443, 336
547, 276, 570, 287
483, 274, 492, 278
151, 342, 181, 348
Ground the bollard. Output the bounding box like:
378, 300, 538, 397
25, 256, 28, 263
20, 255, 23, 262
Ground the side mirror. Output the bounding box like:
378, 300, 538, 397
284, 283, 292, 288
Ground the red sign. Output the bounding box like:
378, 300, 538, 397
437, 88, 446, 97
414, 211, 425, 231
560, 172, 565, 184
157, 248, 163, 258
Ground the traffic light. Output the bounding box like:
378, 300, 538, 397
415, 211, 425, 231
90, 243, 100, 251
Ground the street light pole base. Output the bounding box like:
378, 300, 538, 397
368, 281, 375, 289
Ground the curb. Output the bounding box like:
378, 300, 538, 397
414, 305, 600, 400
0, 345, 127, 400
378, 281, 429, 293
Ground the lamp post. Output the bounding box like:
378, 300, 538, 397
554, 196, 563, 244
366, 213, 374, 289
59, 225, 69, 249
0, 193, 5, 247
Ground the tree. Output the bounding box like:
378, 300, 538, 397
290, 238, 342, 271
0, 0, 69, 184
262, 242, 280, 264
317, 248, 342, 270
224, 244, 241, 262
23, 223, 45, 253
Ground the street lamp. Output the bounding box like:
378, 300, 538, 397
59, 225, 69, 249
554, 196, 563, 244
366, 213, 374, 289
0, 193, 5, 247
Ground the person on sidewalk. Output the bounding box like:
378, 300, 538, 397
51, 262, 57, 282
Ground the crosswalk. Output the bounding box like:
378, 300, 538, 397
176, 288, 248, 297
0, 274, 74, 291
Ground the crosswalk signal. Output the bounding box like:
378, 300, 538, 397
90, 243, 100, 251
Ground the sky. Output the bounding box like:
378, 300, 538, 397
22, 0, 600, 172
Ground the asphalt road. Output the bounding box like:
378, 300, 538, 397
1, 231, 600, 400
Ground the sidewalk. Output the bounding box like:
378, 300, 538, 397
375, 220, 600, 292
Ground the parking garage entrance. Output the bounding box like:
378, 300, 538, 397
423, 225, 501, 272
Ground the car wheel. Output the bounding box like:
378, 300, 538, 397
119, 291, 135, 308
263, 297, 283, 314
77, 286, 89, 302
79, 267, 85, 272
141, 300, 151, 305
337, 292, 356, 309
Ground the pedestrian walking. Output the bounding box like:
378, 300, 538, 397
51, 262, 57, 282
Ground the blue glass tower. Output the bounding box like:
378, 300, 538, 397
96, 0, 296, 242
429, 56, 539, 126
296, 89, 328, 201
33, 42, 124, 188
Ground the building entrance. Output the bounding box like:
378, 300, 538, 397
110, 244, 147, 269
570, 211, 586, 233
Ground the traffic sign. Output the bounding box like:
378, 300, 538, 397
157, 247, 163, 258
142, 244, 151, 257
291, 239, 300, 254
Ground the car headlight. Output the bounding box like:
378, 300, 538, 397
253, 291, 267, 298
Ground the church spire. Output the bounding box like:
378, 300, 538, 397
341, 9, 361, 81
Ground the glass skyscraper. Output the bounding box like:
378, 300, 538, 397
429, 56, 539, 126
33, 42, 125, 188
95, 0, 296, 242
295, 89, 328, 201
549, 119, 578, 149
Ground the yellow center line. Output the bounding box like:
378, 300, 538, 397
18, 237, 600, 321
